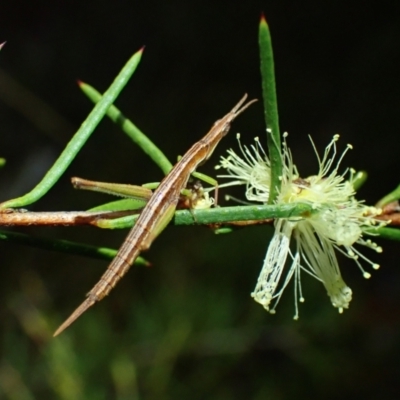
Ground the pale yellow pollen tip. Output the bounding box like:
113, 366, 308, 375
236, 133, 241, 139
283, 132, 289, 138
373, 264, 380, 270
347, 144, 353, 150
333, 134, 340, 140
363, 272, 372, 279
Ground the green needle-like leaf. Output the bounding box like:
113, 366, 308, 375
89, 198, 147, 212
376, 183, 400, 208
0, 229, 147, 264
0, 48, 144, 210
79, 81, 173, 175
366, 226, 400, 242
259, 15, 282, 205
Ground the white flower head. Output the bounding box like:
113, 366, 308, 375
216, 133, 385, 318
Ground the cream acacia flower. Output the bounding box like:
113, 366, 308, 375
216, 133, 385, 318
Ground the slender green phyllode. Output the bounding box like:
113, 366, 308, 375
78, 81, 173, 175
259, 14, 283, 205
368, 226, 400, 241
0, 48, 144, 210
376, 183, 400, 208
0, 229, 148, 264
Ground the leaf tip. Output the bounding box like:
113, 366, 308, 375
0, 41, 6, 51
260, 12, 268, 26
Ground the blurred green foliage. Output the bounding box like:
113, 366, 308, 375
2, 232, 398, 399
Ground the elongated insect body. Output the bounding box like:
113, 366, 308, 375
54, 94, 256, 336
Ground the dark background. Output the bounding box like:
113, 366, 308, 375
0, 1, 399, 399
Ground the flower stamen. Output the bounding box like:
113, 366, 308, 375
217, 133, 386, 318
